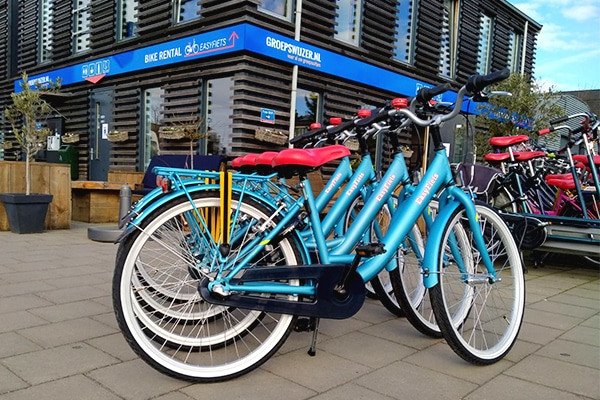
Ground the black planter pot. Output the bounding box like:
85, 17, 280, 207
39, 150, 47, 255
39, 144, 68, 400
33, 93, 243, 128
0, 193, 53, 234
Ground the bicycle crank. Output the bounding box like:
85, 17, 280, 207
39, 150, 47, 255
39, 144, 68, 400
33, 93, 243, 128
198, 264, 366, 319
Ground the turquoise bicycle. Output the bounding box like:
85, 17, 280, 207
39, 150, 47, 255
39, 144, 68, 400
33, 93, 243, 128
113, 69, 524, 382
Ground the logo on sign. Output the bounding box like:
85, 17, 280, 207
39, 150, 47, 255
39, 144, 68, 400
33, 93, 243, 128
82, 59, 110, 84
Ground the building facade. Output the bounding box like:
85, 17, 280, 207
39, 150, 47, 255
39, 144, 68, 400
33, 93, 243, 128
0, 0, 541, 180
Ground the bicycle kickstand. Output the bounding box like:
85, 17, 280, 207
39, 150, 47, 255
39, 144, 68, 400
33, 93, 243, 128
308, 317, 320, 356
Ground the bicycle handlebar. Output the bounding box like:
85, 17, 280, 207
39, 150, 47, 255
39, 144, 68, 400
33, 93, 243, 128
415, 83, 452, 104
465, 68, 510, 95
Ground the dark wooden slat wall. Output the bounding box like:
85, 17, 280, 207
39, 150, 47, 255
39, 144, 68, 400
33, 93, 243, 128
0, 0, 540, 178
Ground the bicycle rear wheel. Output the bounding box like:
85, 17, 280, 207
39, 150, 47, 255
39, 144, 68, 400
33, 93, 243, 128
430, 203, 525, 364
113, 191, 302, 382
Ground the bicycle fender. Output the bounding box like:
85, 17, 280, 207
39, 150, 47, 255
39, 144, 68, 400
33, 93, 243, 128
422, 200, 461, 289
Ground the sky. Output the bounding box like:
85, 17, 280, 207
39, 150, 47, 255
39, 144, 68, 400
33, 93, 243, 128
511, 0, 600, 92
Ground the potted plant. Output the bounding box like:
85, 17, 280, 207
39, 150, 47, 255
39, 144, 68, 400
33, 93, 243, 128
0, 72, 61, 233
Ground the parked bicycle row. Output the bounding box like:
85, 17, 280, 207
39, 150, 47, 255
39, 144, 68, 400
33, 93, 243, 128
455, 111, 599, 265
112, 69, 526, 382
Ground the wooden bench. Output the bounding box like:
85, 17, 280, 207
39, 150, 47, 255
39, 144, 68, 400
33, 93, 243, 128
71, 180, 137, 223
71, 155, 223, 223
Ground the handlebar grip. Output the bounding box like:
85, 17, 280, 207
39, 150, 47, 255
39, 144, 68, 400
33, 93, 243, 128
416, 83, 452, 103
538, 128, 552, 136
465, 68, 510, 94
289, 126, 326, 144
327, 119, 356, 136
355, 108, 390, 128
549, 115, 569, 125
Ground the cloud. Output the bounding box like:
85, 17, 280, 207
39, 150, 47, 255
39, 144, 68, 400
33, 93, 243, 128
561, 4, 600, 21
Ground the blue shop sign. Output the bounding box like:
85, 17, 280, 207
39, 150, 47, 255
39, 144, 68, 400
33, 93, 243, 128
17, 23, 462, 107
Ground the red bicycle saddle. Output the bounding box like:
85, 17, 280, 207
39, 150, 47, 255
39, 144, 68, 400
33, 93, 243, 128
489, 135, 530, 147
572, 154, 600, 165
254, 151, 279, 166
272, 145, 350, 168
514, 151, 546, 161
545, 177, 576, 190
484, 152, 512, 162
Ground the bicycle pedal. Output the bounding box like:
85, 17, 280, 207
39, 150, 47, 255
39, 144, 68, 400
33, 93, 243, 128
355, 242, 386, 257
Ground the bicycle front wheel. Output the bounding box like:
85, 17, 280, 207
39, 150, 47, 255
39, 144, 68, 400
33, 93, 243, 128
430, 203, 525, 364
113, 191, 302, 382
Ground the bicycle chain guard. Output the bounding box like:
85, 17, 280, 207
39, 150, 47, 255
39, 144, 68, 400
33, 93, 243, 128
198, 264, 366, 319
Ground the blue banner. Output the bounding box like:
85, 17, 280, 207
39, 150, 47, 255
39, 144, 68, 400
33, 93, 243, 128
17, 23, 458, 105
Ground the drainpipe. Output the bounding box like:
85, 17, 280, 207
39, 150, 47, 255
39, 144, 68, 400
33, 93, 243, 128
288, 0, 303, 147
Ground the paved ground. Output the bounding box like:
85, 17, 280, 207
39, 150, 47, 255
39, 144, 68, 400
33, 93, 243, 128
0, 222, 598, 400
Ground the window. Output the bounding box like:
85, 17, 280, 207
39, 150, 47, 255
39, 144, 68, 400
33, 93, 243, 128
439, 0, 459, 77
476, 13, 493, 74
258, 0, 293, 20
117, 0, 137, 40
73, 0, 91, 53
508, 30, 523, 73
142, 88, 164, 169
295, 88, 320, 136
334, 0, 363, 46
393, 0, 417, 64
174, 0, 201, 24
205, 78, 233, 153
40, 0, 53, 62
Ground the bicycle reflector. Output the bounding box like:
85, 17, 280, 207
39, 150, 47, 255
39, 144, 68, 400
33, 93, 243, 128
330, 117, 342, 125
156, 175, 171, 193
310, 122, 322, 129
392, 98, 409, 109
357, 109, 372, 118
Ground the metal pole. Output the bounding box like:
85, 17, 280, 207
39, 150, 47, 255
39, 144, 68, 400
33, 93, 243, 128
288, 0, 303, 147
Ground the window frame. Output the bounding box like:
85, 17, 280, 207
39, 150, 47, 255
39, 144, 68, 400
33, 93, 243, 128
257, 0, 294, 21
439, 0, 460, 78
476, 13, 494, 74
393, 0, 418, 65
72, 0, 91, 54
334, 0, 364, 46
173, 0, 202, 25
116, 0, 138, 41
508, 30, 524, 74
39, 0, 53, 63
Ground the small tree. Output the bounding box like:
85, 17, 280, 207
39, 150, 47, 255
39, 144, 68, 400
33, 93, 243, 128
4, 72, 61, 195
474, 73, 562, 159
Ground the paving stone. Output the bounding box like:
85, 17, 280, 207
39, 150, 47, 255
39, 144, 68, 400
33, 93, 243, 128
535, 339, 600, 369
465, 374, 587, 400
310, 382, 394, 400
28, 299, 111, 323
527, 298, 599, 318
559, 325, 599, 347
262, 347, 371, 392
34, 285, 109, 304
0, 332, 42, 359
88, 359, 190, 400
18, 317, 117, 348
504, 355, 600, 399
0, 364, 28, 395
181, 368, 315, 400
2, 343, 118, 385
402, 342, 513, 385
355, 360, 478, 399
0, 311, 47, 334
318, 331, 416, 369
0, 295, 52, 315
0, 375, 121, 400
523, 307, 585, 331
